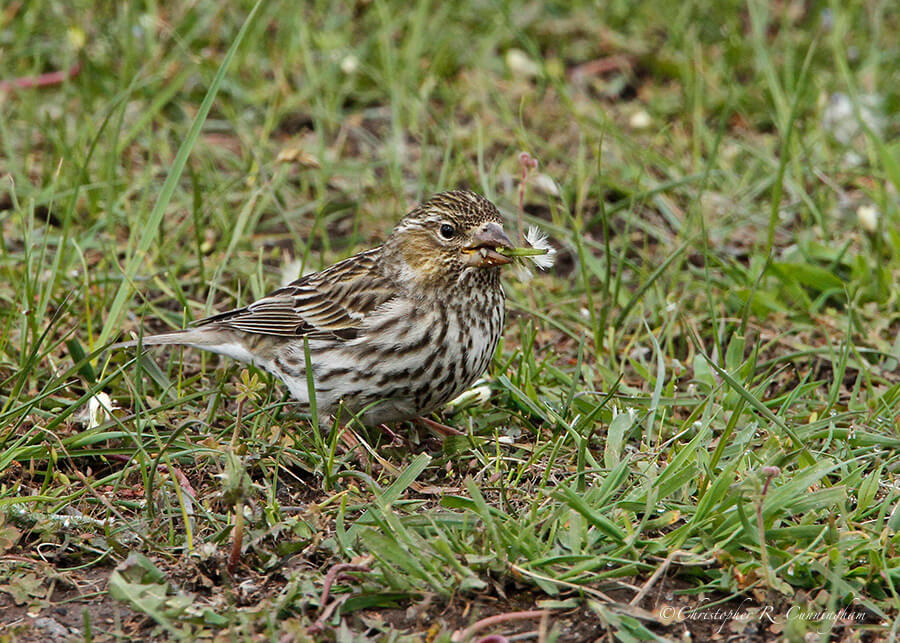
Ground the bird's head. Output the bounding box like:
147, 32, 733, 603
384, 190, 514, 289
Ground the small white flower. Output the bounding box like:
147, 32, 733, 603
506, 48, 540, 77
611, 405, 638, 422
857, 204, 879, 233
524, 225, 556, 270
446, 380, 492, 411
504, 425, 522, 440
83, 392, 117, 429
280, 256, 304, 287
823, 92, 884, 144
532, 173, 559, 197
629, 110, 652, 130
340, 54, 359, 74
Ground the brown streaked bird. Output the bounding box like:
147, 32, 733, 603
121, 190, 513, 427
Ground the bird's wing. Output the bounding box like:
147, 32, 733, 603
195, 247, 393, 340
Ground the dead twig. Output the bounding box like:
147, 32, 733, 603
452, 609, 548, 643
629, 550, 681, 606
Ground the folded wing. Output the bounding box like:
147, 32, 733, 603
195, 248, 392, 340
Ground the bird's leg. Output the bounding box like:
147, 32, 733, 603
378, 423, 405, 446
416, 415, 464, 436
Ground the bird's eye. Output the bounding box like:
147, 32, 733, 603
439, 223, 456, 240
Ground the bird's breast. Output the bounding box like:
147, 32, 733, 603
310, 288, 505, 424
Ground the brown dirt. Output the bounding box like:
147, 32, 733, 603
0, 561, 881, 641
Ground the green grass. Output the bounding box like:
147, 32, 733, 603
2, 0, 899, 640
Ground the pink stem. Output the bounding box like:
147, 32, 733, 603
307, 563, 371, 634
0, 61, 81, 92
517, 152, 538, 244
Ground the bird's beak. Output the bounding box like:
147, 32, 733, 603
462, 222, 515, 267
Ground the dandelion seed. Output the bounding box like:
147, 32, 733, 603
499, 225, 556, 282
513, 261, 534, 283
524, 225, 556, 270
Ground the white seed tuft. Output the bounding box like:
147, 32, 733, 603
524, 225, 557, 270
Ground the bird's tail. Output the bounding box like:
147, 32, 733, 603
109, 328, 258, 366
110, 329, 219, 351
